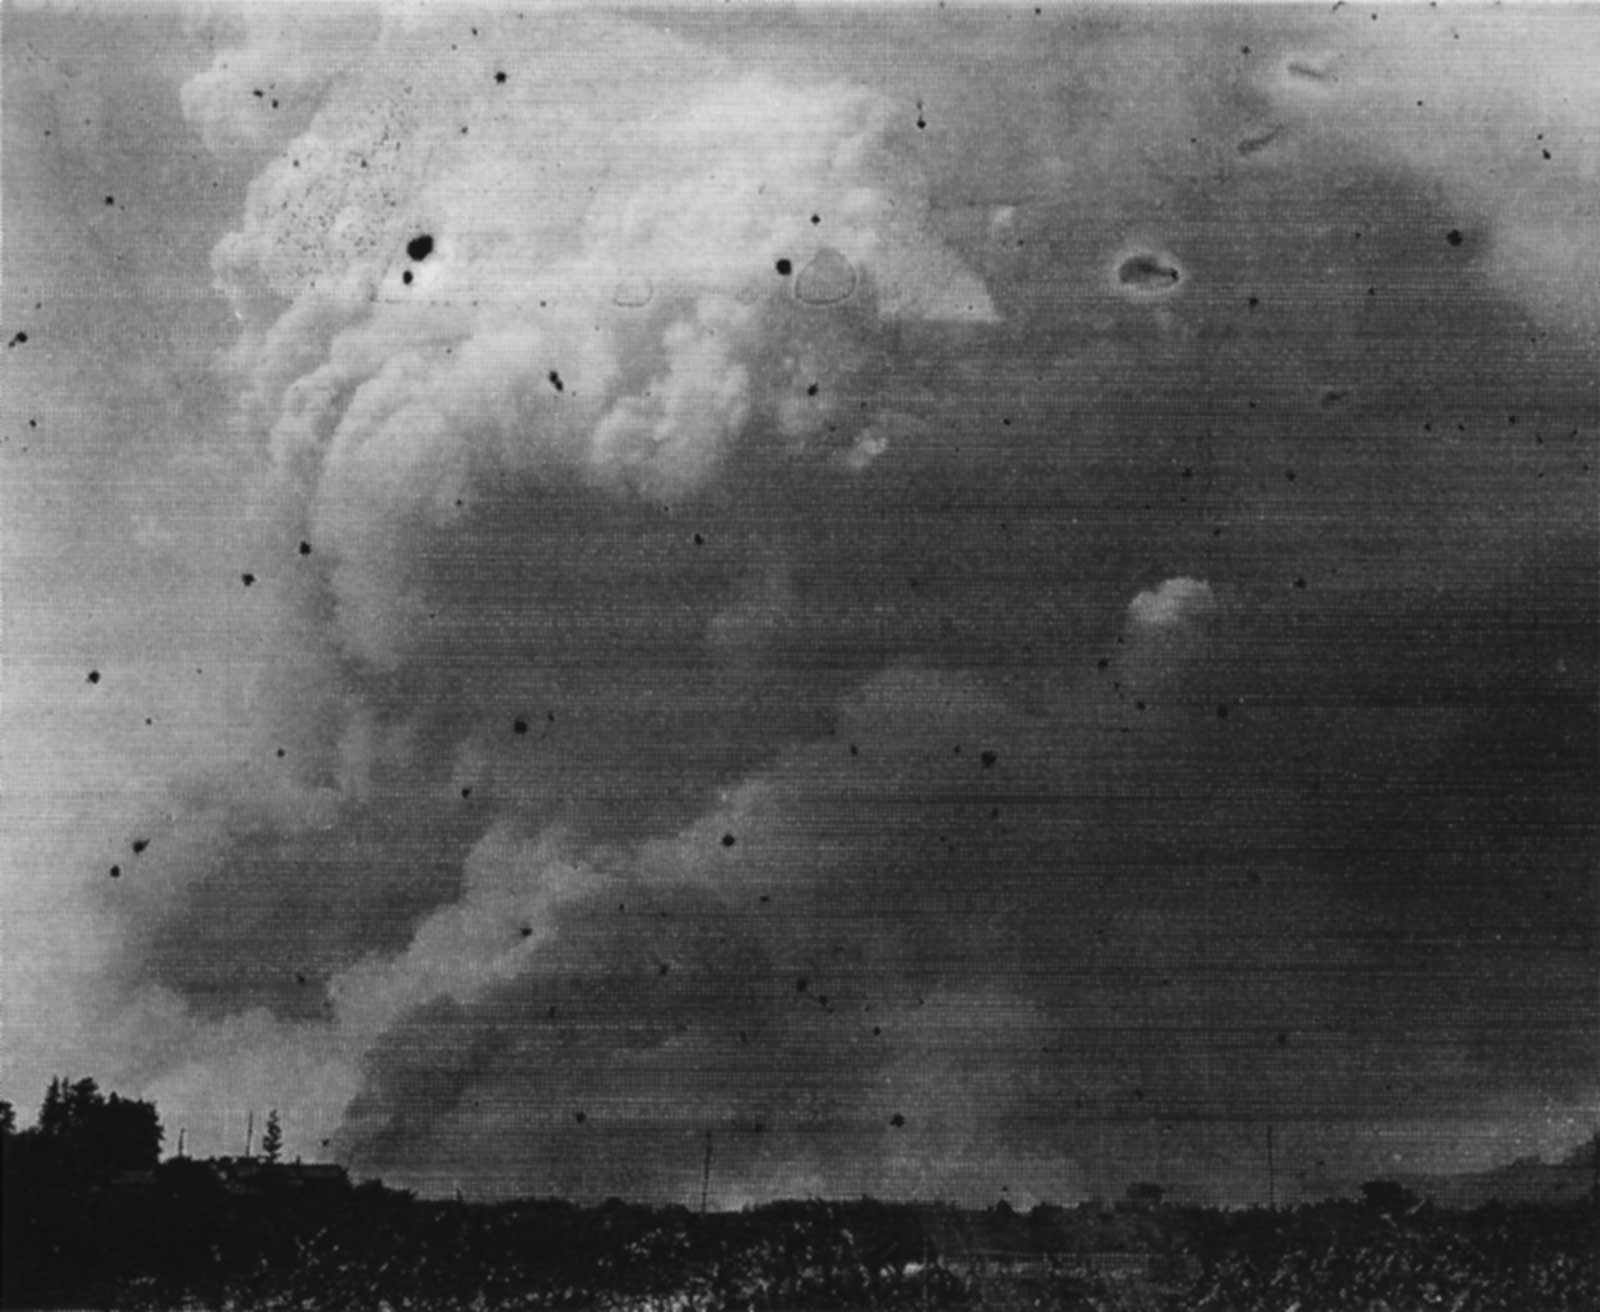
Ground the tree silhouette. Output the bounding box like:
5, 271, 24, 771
37, 1075, 71, 1137
28, 1075, 162, 1175
261, 1109, 283, 1164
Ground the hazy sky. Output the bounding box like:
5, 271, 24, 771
2, 2, 1595, 1207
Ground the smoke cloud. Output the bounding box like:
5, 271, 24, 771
4, 4, 1593, 1206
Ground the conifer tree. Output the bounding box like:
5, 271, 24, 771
261, 1109, 283, 1164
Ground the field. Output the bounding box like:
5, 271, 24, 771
4, 1174, 1594, 1312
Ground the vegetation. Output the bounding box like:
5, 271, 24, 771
260, 1109, 283, 1165
3, 1081, 1595, 1310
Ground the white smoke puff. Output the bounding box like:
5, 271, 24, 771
1128, 577, 1215, 628
328, 826, 598, 1044
589, 298, 756, 497
834, 411, 933, 472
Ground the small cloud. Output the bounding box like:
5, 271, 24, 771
1127, 577, 1214, 628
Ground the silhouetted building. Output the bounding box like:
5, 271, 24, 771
204, 1156, 351, 1198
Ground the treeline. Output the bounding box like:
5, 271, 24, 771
3, 1080, 1596, 1311
2, 1077, 170, 1306
2, 1076, 162, 1179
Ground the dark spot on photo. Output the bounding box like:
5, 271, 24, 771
796, 977, 808, 993
548, 370, 564, 392
980, 750, 997, 768
406, 234, 434, 261
494, 71, 507, 84
87, 670, 100, 684
721, 832, 736, 848
1446, 229, 1464, 247
1217, 703, 1230, 719
513, 718, 529, 735
1116, 251, 1182, 293
401, 270, 413, 285
1237, 125, 1282, 156
574, 1111, 586, 1124
1294, 576, 1307, 589
241, 573, 255, 587
8, 333, 29, 348
298, 540, 312, 556
131, 839, 148, 854
1285, 59, 1334, 84
109, 866, 121, 879
775, 258, 792, 276
890, 1113, 906, 1127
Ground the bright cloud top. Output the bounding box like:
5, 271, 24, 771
204, 12, 997, 667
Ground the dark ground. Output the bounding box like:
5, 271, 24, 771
3, 1156, 1594, 1312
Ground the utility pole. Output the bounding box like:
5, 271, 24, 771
700, 1130, 713, 1215
245, 1109, 254, 1160
1591, 1123, 1598, 1207
176, 1127, 186, 1159
1266, 1125, 1276, 1211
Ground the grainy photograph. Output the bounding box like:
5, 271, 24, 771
2, 2, 1596, 1308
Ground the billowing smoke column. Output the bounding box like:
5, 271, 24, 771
56, 5, 1594, 1205
145, 8, 1041, 1198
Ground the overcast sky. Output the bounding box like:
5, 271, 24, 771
2, 1, 1595, 1207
